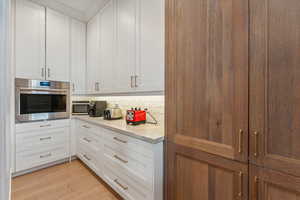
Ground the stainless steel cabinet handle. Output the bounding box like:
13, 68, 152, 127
130, 76, 134, 88
47, 68, 50, 78
72, 83, 75, 92
40, 136, 52, 141
41, 68, 45, 78
40, 124, 51, 128
238, 172, 243, 198
83, 154, 91, 161
114, 179, 128, 190
95, 82, 100, 91
83, 137, 91, 143
40, 153, 52, 159
238, 129, 243, 153
114, 155, 128, 164
82, 125, 91, 129
254, 176, 259, 200
254, 131, 259, 157
113, 137, 127, 144
134, 75, 138, 87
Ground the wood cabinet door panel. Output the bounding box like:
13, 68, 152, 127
166, 0, 249, 161
166, 142, 248, 200
250, 0, 300, 176
250, 165, 300, 200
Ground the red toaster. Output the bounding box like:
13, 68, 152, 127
126, 108, 146, 125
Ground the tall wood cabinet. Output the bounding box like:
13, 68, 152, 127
166, 0, 300, 199
249, 0, 300, 177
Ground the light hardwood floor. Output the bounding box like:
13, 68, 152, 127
11, 160, 122, 200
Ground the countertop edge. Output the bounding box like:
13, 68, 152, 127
73, 116, 165, 144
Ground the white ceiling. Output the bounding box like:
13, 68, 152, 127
31, 0, 107, 22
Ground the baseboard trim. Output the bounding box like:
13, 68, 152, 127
12, 156, 77, 178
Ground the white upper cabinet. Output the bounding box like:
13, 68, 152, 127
15, 0, 45, 80
86, 13, 101, 94
70, 19, 86, 94
98, 0, 115, 93
46, 8, 70, 82
115, 0, 136, 93
135, 0, 165, 92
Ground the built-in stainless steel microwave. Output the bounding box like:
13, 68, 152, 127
15, 78, 70, 122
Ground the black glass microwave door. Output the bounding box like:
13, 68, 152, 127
73, 104, 88, 113
20, 94, 66, 114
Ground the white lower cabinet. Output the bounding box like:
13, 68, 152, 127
15, 119, 70, 173
75, 119, 163, 200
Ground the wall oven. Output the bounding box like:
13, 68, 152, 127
15, 78, 70, 122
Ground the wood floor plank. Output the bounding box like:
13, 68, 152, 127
11, 160, 122, 200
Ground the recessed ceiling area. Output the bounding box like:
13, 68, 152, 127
30, 0, 108, 22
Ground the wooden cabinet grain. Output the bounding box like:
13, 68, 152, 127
249, 0, 300, 177
166, 0, 249, 162
166, 142, 248, 200
250, 165, 300, 200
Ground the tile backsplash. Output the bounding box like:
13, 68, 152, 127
72, 96, 165, 125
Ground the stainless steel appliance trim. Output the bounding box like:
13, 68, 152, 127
15, 78, 70, 123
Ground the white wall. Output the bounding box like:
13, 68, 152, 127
0, 0, 12, 199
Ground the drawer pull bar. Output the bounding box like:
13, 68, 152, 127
40, 136, 52, 141
40, 124, 51, 128
114, 179, 128, 190
254, 131, 259, 157
83, 137, 91, 143
83, 154, 91, 161
82, 125, 91, 129
238, 129, 243, 153
114, 155, 128, 164
238, 171, 243, 198
40, 153, 52, 159
254, 176, 259, 200
113, 137, 127, 144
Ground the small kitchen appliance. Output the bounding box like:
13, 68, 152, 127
126, 108, 147, 125
88, 101, 107, 117
103, 104, 123, 120
72, 101, 90, 115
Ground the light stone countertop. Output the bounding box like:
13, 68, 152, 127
73, 115, 165, 144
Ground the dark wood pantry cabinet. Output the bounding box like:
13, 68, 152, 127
165, 0, 300, 199
249, 0, 300, 177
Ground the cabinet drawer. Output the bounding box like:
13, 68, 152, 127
16, 127, 69, 152
77, 145, 102, 177
102, 129, 153, 158
77, 121, 101, 136
103, 145, 153, 190
103, 166, 152, 200
16, 119, 70, 133
77, 128, 102, 153
16, 144, 69, 172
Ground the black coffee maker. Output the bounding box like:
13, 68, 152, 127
88, 101, 107, 117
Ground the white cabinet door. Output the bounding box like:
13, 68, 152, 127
46, 8, 70, 82
136, 0, 164, 92
115, 0, 136, 93
87, 13, 101, 93
15, 0, 45, 80
99, 0, 115, 93
70, 19, 86, 94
